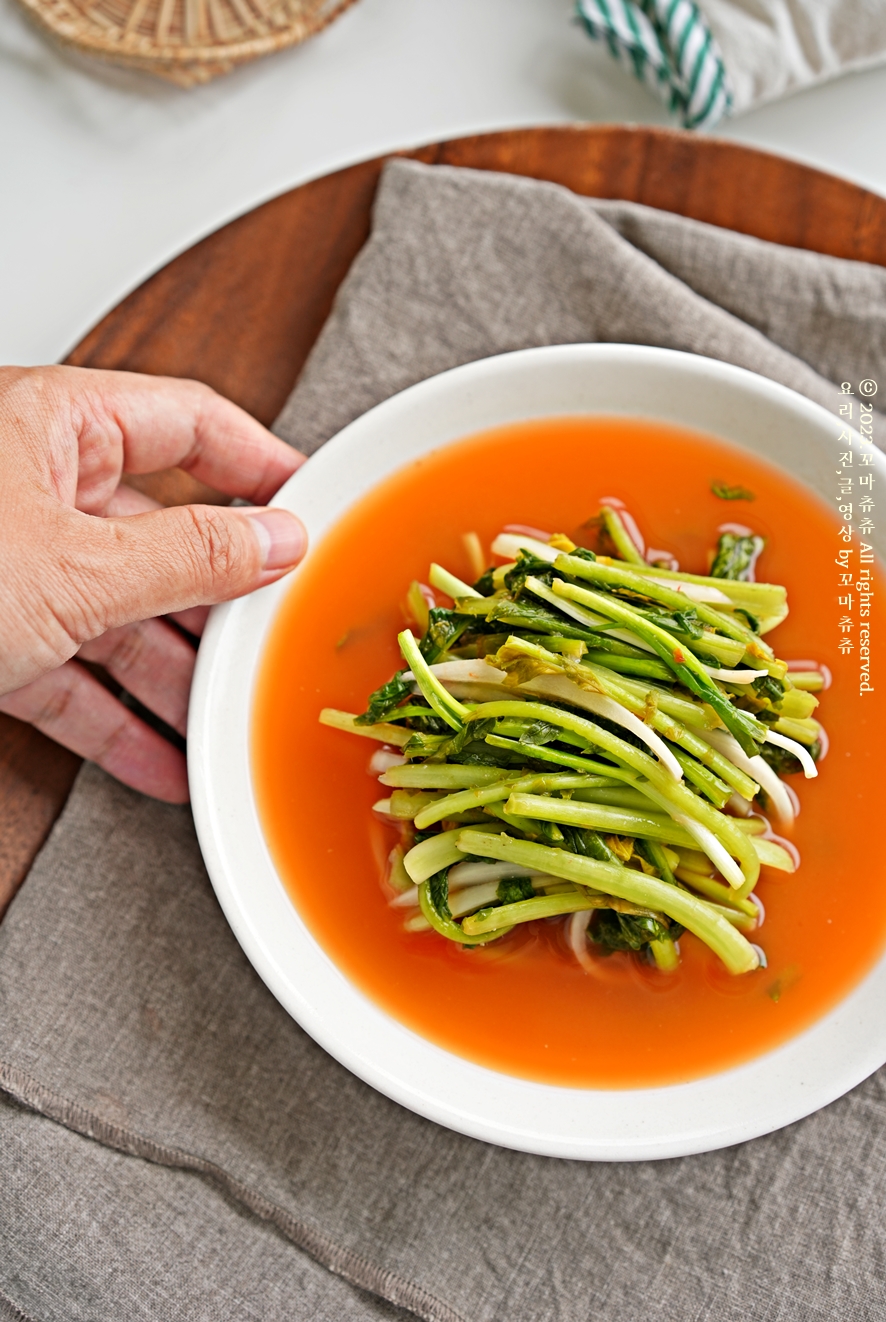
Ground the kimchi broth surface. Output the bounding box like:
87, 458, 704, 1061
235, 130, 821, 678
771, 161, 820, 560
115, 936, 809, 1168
252, 417, 886, 1088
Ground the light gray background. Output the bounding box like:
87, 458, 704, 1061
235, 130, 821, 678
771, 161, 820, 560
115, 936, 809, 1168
3, 0, 886, 368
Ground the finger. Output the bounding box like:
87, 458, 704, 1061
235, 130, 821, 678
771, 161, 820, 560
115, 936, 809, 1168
106, 484, 210, 635
78, 616, 196, 737
59, 368, 305, 513
0, 662, 189, 803
105, 482, 162, 517
54, 503, 306, 640
171, 605, 210, 637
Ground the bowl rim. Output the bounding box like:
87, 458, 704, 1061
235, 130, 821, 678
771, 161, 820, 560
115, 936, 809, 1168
188, 343, 886, 1160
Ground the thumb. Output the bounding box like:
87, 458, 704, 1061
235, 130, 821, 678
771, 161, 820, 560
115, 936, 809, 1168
60, 503, 307, 637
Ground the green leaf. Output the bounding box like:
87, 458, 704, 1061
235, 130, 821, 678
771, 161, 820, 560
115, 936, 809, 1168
355, 671, 411, 725
401, 705, 450, 734
402, 731, 449, 757
752, 673, 786, 707
503, 550, 557, 596
452, 746, 526, 768
428, 869, 452, 919
735, 609, 761, 633
710, 533, 765, 582
435, 717, 497, 759
496, 876, 536, 904
487, 595, 595, 639
643, 607, 704, 640
419, 608, 472, 664
590, 910, 671, 951
559, 824, 615, 862
517, 720, 564, 747
711, 481, 755, 501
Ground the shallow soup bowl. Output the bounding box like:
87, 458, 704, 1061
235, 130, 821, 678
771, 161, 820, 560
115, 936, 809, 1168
188, 343, 886, 1160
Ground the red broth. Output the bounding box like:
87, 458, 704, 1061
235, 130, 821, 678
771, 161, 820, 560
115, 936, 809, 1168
252, 417, 886, 1088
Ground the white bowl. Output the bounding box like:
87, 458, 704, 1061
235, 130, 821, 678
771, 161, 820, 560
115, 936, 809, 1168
188, 344, 885, 1160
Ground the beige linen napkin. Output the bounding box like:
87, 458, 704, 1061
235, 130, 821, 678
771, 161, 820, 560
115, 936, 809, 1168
1, 159, 885, 1322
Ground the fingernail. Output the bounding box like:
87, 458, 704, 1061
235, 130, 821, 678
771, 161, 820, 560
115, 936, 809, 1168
244, 508, 307, 571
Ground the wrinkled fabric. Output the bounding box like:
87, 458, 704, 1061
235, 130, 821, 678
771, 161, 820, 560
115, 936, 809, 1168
701, 0, 886, 113
0, 1094, 411, 1322
577, 0, 886, 122
3, 158, 886, 1322
276, 162, 884, 455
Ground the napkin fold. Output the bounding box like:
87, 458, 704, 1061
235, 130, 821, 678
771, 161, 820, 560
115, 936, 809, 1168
2, 158, 886, 1322
275, 161, 883, 452
577, 0, 886, 125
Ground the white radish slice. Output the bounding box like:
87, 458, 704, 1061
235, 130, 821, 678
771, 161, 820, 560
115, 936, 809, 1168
391, 867, 560, 911
436, 681, 520, 703
491, 532, 560, 563
525, 575, 611, 627
390, 887, 421, 908
404, 660, 515, 704
538, 577, 658, 652
751, 837, 798, 873
503, 523, 553, 541
646, 549, 679, 571
532, 575, 658, 653
646, 577, 732, 604
391, 881, 506, 916
448, 882, 506, 918
748, 756, 795, 826
568, 910, 601, 975
702, 666, 769, 683
368, 749, 407, 775
424, 660, 507, 684
694, 727, 793, 826
765, 730, 818, 778
672, 814, 745, 889
519, 673, 684, 780
695, 725, 762, 782
448, 861, 549, 888
420, 659, 517, 705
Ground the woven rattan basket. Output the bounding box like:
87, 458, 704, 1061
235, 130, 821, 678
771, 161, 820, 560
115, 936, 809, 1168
16, 0, 358, 85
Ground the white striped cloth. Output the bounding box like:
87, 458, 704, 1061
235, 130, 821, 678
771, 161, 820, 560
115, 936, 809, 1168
576, 0, 733, 128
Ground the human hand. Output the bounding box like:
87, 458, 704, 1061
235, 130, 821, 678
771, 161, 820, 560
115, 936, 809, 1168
0, 366, 306, 803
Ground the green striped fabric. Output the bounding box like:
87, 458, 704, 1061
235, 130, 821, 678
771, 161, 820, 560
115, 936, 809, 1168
576, 0, 733, 129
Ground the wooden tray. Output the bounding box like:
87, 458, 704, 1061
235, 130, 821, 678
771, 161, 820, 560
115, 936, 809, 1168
3, 124, 885, 916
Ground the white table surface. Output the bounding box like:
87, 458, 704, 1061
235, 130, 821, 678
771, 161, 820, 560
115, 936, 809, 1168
3, 0, 886, 368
